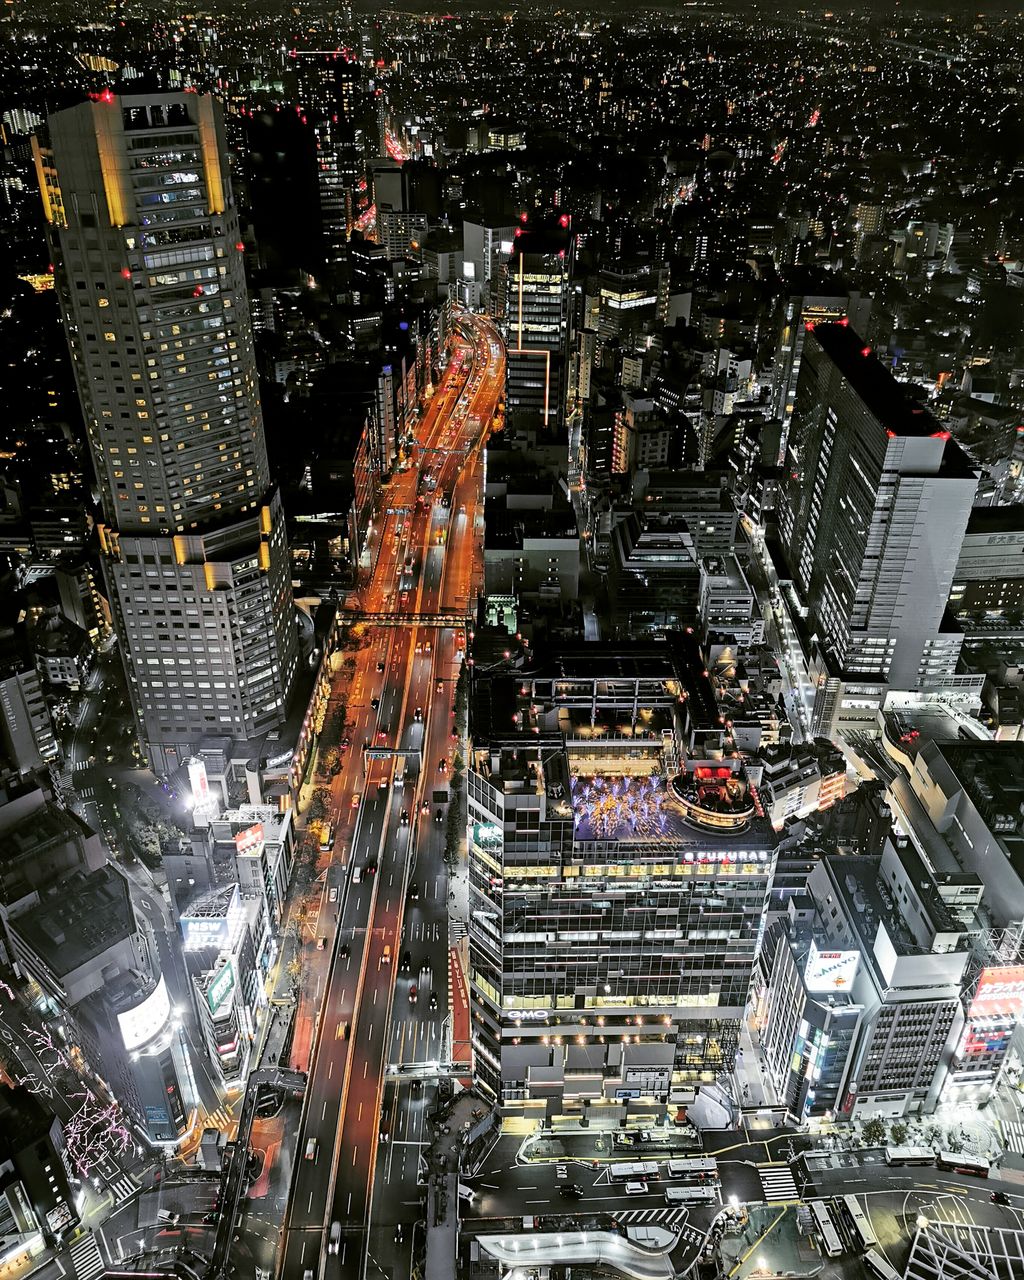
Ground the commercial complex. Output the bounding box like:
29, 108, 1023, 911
467, 644, 777, 1114
35, 92, 299, 777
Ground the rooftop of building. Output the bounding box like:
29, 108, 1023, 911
964, 504, 1024, 536
0, 1082, 56, 1157
810, 321, 954, 439
930, 740, 1024, 869
483, 498, 578, 550
15, 865, 135, 977
821, 852, 964, 964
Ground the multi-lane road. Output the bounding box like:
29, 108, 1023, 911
279, 312, 504, 1280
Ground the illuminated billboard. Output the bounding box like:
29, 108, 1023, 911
234, 823, 265, 859
118, 975, 172, 1052
804, 941, 860, 993
188, 757, 209, 806
206, 958, 236, 1016
968, 966, 1024, 1022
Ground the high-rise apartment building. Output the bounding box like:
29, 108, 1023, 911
779, 321, 978, 739
501, 219, 574, 435
34, 93, 299, 776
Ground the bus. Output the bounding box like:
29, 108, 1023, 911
863, 1249, 901, 1280
667, 1158, 719, 1181
841, 1194, 877, 1250
610, 1162, 660, 1181
884, 1146, 934, 1167
809, 1200, 844, 1259
664, 1185, 718, 1205
937, 1150, 990, 1177
318, 823, 334, 852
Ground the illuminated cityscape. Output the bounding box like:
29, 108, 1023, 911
0, 5, 1022, 1280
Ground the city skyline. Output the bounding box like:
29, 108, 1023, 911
0, 7, 1021, 1280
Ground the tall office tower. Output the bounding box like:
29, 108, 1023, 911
290, 50, 366, 261
34, 93, 299, 776
467, 655, 776, 1115
770, 269, 867, 460
779, 322, 978, 739
371, 159, 441, 261
502, 218, 574, 435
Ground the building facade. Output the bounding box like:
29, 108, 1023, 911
778, 322, 978, 738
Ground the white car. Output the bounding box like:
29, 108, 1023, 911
625, 1181, 648, 1195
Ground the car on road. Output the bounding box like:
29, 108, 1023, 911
409, 984, 418, 1004
316, 936, 327, 950
408, 882, 420, 900
429, 992, 438, 1010
305, 1138, 318, 1161
377, 728, 388, 742
328, 1222, 342, 1254
376, 660, 385, 672
370, 696, 380, 709
435, 808, 444, 823
400, 809, 409, 825
352, 866, 362, 885
559, 1185, 584, 1200
400, 590, 409, 606
336, 1021, 349, 1041
381, 945, 391, 965
379, 1121, 390, 1143
401, 950, 411, 973
420, 801, 429, 815
438, 758, 447, 773
338, 942, 350, 957
329, 886, 338, 902
351, 793, 361, 808
394, 1224, 404, 1243
413, 707, 423, 721
992, 1190, 1011, 1205
625, 1181, 648, 1195
436, 679, 444, 692
366, 861, 377, 877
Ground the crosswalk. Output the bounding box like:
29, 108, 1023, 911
108, 1175, 139, 1205
757, 1163, 800, 1202
77, 786, 95, 800
449, 918, 468, 942
1003, 1119, 1024, 1155
206, 1104, 235, 1132
68, 1231, 105, 1280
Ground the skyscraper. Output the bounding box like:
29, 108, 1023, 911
779, 321, 977, 738
34, 92, 299, 776
502, 218, 574, 435
290, 49, 367, 262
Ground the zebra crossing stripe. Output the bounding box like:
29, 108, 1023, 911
450, 919, 468, 941
757, 1164, 800, 1202
68, 1232, 105, 1280
1003, 1120, 1024, 1154
110, 1176, 138, 1204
